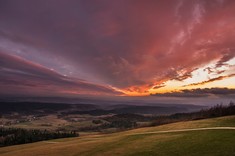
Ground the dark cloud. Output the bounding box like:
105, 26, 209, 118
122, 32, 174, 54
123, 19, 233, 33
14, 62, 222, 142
216, 49, 235, 68
153, 84, 166, 89
184, 74, 235, 87
152, 88, 235, 98
0, 52, 122, 96
203, 67, 213, 74
172, 68, 197, 81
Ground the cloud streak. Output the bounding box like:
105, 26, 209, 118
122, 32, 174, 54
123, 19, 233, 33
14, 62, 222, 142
152, 88, 235, 98
0, 52, 122, 97
184, 74, 235, 87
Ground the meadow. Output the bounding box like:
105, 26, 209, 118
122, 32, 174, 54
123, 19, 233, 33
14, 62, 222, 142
0, 115, 235, 156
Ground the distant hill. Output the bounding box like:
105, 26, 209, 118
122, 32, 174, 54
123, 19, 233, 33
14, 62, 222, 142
0, 101, 204, 115
0, 102, 99, 115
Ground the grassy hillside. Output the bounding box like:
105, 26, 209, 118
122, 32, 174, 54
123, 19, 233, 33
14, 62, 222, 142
1, 115, 235, 156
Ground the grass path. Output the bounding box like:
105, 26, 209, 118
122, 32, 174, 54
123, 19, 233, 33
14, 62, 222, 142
43, 141, 61, 144
128, 126, 235, 136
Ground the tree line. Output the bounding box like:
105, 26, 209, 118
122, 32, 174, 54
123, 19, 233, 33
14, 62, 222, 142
151, 101, 235, 126
0, 128, 79, 147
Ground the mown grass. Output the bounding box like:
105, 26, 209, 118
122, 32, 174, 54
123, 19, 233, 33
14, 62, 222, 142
127, 130, 235, 156
0, 115, 235, 156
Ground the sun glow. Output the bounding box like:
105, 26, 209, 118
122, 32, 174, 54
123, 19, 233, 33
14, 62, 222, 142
123, 57, 235, 96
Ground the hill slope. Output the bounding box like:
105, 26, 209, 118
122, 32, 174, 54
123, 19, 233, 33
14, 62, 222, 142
1, 116, 235, 156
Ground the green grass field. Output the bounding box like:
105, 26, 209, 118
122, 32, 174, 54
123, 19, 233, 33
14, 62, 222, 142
1, 115, 235, 156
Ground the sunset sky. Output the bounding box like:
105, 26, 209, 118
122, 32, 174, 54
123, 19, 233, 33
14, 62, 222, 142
0, 0, 235, 101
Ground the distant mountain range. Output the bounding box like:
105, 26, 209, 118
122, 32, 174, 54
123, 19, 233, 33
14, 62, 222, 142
0, 101, 205, 115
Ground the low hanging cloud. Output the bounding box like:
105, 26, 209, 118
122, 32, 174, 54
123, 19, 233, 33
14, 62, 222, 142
152, 88, 235, 98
